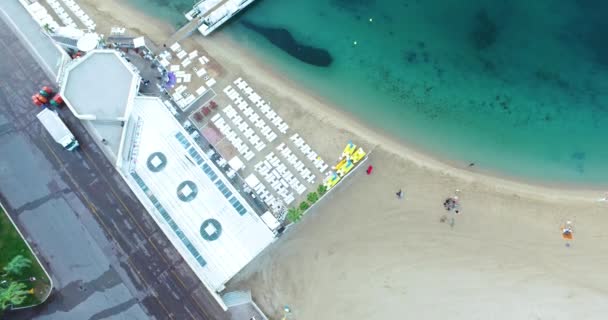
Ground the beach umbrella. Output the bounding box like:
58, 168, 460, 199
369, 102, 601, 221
76, 32, 99, 51
165, 72, 177, 88
561, 221, 574, 240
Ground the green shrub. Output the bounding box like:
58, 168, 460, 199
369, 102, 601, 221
3, 255, 31, 276
317, 184, 327, 196
307, 192, 319, 204
0, 282, 28, 310
299, 201, 310, 211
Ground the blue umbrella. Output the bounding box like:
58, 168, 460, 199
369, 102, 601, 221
165, 72, 176, 88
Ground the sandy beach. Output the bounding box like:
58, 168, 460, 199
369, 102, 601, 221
77, 1, 608, 318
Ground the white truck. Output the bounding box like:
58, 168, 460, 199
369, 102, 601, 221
36, 109, 79, 151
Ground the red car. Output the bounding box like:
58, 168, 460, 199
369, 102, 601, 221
32, 94, 48, 106
49, 94, 64, 107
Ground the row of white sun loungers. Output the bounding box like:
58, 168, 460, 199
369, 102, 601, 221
252, 181, 282, 213
65, 0, 96, 30
223, 105, 266, 154
46, 0, 76, 28
266, 152, 307, 196
174, 94, 195, 109
195, 67, 207, 78
110, 27, 126, 35
277, 143, 316, 184
290, 133, 328, 173
157, 51, 172, 67
162, 100, 178, 116
26, 2, 61, 31
171, 70, 191, 83
212, 114, 256, 161
58, 0, 95, 29
170, 43, 202, 63
255, 153, 307, 205
233, 78, 290, 134
171, 85, 196, 109
224, 85, 278, 143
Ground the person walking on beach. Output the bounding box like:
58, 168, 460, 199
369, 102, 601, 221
396, 189, 403, 199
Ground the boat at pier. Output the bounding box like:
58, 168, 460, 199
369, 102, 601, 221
185, 0, 256, 36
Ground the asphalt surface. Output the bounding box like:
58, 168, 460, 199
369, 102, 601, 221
0, 17, 226, 320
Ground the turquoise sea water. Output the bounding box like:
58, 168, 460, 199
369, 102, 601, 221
130, 0, 608, 185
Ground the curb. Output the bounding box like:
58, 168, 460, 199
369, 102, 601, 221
0, 201, 54, 310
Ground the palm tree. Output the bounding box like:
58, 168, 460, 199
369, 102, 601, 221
0, 282, 29, 310
286, 207, 302, 223
3, 255, 31, 276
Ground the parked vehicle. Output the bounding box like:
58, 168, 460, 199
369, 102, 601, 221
32, 86, 63, 108
36, 109, 79, 151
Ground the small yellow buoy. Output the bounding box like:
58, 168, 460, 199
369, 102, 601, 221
369, 18, 373, 22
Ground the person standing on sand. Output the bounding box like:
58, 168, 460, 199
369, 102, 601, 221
396, 189, 403, 199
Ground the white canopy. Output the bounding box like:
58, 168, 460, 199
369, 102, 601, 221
244, 173, 260, 188
228, 156, 244, 171
261, 211, 280, 231
76, 33, 99, 52
133, 36, 145, 48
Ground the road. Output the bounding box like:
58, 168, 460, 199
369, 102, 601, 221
0, 16, 226, 320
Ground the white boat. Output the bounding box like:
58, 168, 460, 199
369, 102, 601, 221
185, 0, 255, 36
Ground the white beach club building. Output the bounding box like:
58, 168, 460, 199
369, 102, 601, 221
60, 50, 275, 307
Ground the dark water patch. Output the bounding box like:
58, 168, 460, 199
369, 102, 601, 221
331, 0, 375, 14
478, 56, 497, 75
470, 8, 499, 50
403, 51, 417, 63
241, 20, 333, 67
571, 151, 586, 173
534, 68, 570, 89
572, 0, 608, 66
402, 43, 431, 65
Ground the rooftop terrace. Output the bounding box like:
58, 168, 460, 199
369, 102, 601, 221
124, 97, 275, 291
61, 50, 139, 121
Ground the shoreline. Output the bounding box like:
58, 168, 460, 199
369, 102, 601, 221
197, 34, 606, 199
78, 0, 605, 200
204, 32, 608, 197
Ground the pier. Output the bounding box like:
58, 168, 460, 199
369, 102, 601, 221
166, 16, 203, 44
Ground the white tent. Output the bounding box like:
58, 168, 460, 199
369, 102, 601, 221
133, 36, 145, 48
77, 33, 99, 52
244, 173, 260, 188
228, 156, 244, 171
261, 211, 280, 231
